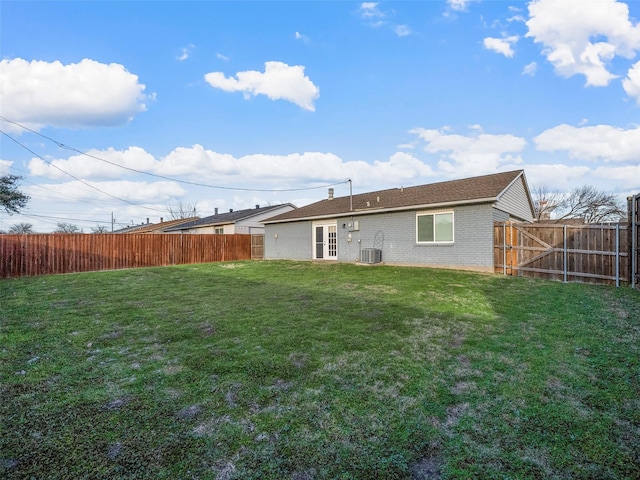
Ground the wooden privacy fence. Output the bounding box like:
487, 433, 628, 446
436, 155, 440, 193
494, 222, 630, 286
0, 233, 252, 278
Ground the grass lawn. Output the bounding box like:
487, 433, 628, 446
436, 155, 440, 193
1, 260, 639, 479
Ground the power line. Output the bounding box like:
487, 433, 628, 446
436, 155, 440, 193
1, 129, 168, 213
15, 213, 113, 225
0, 116, 350, 192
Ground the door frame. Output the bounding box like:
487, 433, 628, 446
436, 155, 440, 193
312, 221, 338, 260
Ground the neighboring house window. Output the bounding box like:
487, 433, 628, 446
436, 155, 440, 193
416, 212, 454, 243
214, 227, 224, 234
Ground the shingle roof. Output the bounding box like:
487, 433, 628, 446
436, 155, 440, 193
164, 204, 295, 231
266, 170, 525, 223
116, 217, 199, 233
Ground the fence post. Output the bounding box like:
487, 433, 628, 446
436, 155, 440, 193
503, 223, 507, 275
563, 225, 567, 283
615, 224, 620, 288
632, 194, 638, 289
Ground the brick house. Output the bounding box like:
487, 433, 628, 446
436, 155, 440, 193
263, 170, 534, 272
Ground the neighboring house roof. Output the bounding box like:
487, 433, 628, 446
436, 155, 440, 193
164, 204, 296, 231
265, 170, 533, 223
116, 217, 199, 234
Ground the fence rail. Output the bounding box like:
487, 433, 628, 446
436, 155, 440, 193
494, 222, 629, 286
0, 233, 253, 278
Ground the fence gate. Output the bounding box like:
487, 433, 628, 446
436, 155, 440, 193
630, 194, 640, 289
251, 234, 264, 260
495, 222, 629, 286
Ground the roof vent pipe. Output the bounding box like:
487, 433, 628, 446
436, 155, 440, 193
229, 209, 233, 213
215, 208, 218, 215
256, 204, 260, 209
328, 188, 334, 200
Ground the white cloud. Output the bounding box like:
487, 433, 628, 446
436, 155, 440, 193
154, 145, 240, 177
28, 146, 157, 180
393, 25, 412, 37
483, 36, 519, 57
522, 61, 537, 76
0, 160, 12, 174
594, 164, 640, 189
204, 61, 319, 111
534, 124, 640, 163
295, 31, 311, 44
216, 53, 230, 61
623, 60, 640, 104
524, 164, 591, 191
507, 15, 526, 23
359, 2, 385, 18
526, 0, 640, 87
447, 0, 478, 12
410, 127, 527, 176
177, 44, 195, 61
366, 152, 435, 181
358, 3, 412, 37
35, 180, 185, 203
23, 143, 440, 197
157, 147, 433, 187
0, 58, 151, 131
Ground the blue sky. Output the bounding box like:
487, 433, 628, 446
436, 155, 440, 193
1, 0, 639, 232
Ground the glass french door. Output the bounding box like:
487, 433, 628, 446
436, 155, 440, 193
314, 223, 337, 260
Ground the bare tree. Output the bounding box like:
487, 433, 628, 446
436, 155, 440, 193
533, 184, 625, 224
9, 222, 33, 233
54, 222, 81, 233
91, 225, 109, 233
557, 185, 625, 223
531, 184, 565, 222
167, 202, 197, 220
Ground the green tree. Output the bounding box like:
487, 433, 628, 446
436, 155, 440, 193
1, 175, 29, 215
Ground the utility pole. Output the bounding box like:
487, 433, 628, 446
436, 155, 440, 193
348, 179, 353, 212
111, 212, 115, 232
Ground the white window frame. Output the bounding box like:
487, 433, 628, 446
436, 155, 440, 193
416, 210, 454, 244
214, 227, 224, 235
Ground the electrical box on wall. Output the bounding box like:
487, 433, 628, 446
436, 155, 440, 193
353, 221, 360, 231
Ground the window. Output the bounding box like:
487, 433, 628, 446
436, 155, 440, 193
417, 212, 453, 243
214, 227, 224, 235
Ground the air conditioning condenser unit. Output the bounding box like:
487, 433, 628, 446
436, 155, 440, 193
360, 248, 382, 264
